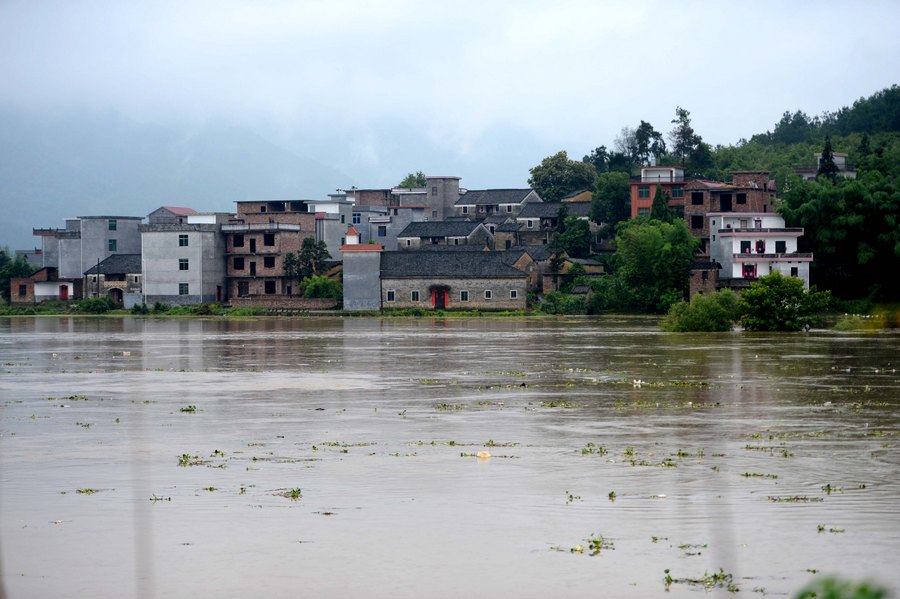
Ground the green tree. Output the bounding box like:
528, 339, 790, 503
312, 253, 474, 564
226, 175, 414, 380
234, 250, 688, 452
661, 290, 738, 332
398, 171, 427, 188
669, 106, 697, 166
0, 248, 35, 303
738, 272, 830, 331
528, 151, 597, 202
282, 251, 299, 281
817, 135, 840, 181
635, 120, 666, 166
591, 172, 631, 233
649, 185, 673, 222
582, 146, 610, 173
297, 237, 331, 280
552, 216, 592, 258
300, 274, 342, 301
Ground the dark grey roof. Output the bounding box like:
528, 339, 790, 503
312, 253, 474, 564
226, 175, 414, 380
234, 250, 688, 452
397, 221, 484, 238
381, 251, 526, 278
518, 202, 567, 219
483, 214, 515, 224
414, 244, 488, 252
455, 189, 537, 206
84, 254, 142, 275
496, 222, 520, 232
569, 257, 603, 267
511, 245, 555, 261
566, 202, 592, 218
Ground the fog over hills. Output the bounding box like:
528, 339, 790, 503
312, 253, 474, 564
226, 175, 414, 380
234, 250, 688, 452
0, 107, 352, 250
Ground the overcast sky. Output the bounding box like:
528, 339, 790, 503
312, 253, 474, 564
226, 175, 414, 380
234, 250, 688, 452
2, 0, 899, 189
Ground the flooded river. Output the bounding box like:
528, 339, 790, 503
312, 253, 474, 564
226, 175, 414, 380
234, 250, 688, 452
1, 316, 898, 598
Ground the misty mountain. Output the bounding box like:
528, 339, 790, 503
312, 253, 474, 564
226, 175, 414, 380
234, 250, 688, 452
0, 107, 352, 250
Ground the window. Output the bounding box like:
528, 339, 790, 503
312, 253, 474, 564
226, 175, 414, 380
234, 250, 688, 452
756, 240, 765, 254
260, 205, 266, 213
460, 290, 469, 302
108, 239, 117, 252
504, 240, 512, 249
740, 219, 749, 229
527, 220, 534, 229
453, 238, 459, 245
462, 206, 469, 214
506, 205, 513, 213
740, 240, 751, 253
411, 290, 420, 302
262, 256, 274, 268
378, 226, 387, 237
391, 208, 398, 216
405, 239, 411, 247
790, 267, 799, 277
233, 234, 244, 248
233, 257, 245, 270
179, 258, 189, 271
179, 283, 189, 295
432, 211, 437, 219
638, 185, 650, 198
736, 193, 747, 204
179, 234, 189, 247
18, 284, 27, 296
488, 225, 495, 234
386, 290, 396, 302
484, 290, 493, 300
691, 192, 704, 205
671, 185, 684, 198
510, 290, 518, 299
264, 281, 276, 294
701, 271, 709, 281
720, 194, 733, 211
431, 237, 440, 245
107, 219, 117, 231
478, 206, 485, 213
432, 186, 437, 196
263, 233, 275, 246
776, 240, 786, 253
690, 215, 703, 229
638, 208, 650, 216
712, 234, 716, 242
352, 212, 361, 225
341, 214, 346, 224
237, 282, 249, 297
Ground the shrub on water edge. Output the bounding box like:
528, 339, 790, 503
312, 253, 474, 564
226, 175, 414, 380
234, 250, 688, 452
540, 291, 586, 315
75, 297, 115, 314
661, 290, 739, 332
738, 272, 831, 332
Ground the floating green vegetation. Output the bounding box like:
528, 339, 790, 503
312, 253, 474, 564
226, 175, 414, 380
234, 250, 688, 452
485, 440, 518, 448
581, 443, 607, 456
566, 491, 581, 504
495, 370, 525, 377
742, 472, 778, 479
678, 543, 708, 556
818, 524, 845, 534
149, 495, 172, 502
48, 394, 90, 401
582, 534, 614, 555
608, 491, 616, 501
540, 400, 578, 408
75, 421, 92, 428
434, 403, 466, 411
796, 578, 888, 599
414, 440, 467, 447
277, 488, 302, 500
76, 488, 99, 495
624, 447, 635, 458
476, 400, 504, 407
822, 483, 844, 494
179, 405, 197, 413
415, 378, 445, 385
651, 536, 668, 543
203, 487, 217, 492
210, 449, 225, 457
178, 453, 205, 467
665, 568, 738, 593
767, 495, 824, 503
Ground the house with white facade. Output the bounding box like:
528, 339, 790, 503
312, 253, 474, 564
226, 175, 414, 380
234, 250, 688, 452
708, 212, 812, 288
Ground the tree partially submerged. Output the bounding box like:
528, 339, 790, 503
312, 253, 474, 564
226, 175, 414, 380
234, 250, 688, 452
661, 290, 738, 332
738, 272, 830, 331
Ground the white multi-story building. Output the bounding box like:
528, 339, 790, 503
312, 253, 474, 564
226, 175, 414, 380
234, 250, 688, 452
708, 212, 813, 288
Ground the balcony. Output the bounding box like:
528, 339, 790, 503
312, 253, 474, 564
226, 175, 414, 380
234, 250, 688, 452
718, 227, 803, 234
732, 252, 813, 261
222, 223, 301, 232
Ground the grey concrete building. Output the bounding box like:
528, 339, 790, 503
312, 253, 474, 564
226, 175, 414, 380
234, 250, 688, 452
340, 243, 384, 311
34, 215, 143, 279
140, 212, 231, 306
454, 188, 542, 220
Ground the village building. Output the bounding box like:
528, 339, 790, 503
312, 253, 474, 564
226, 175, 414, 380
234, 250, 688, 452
140, 209, 231, 306
629, 166, 686, 219
365, 205, 427, 251
83, 253, 143, 307
33, 215, 143, 279
796, 152, 857, 180
9, 266, 82, 305
221, 200, 320, 307
454, 188, 542, 220
396, 221, 493, 250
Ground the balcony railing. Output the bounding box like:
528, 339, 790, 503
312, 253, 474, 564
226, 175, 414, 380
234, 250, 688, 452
221, 223, 302, 232
718, 227, 804, 234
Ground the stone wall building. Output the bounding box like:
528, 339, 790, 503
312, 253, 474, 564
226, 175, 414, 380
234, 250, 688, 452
10, 267, 83, 305
83, 254, 142, 306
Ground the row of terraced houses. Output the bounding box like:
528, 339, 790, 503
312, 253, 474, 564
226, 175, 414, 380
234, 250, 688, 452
10, 168, 814, 311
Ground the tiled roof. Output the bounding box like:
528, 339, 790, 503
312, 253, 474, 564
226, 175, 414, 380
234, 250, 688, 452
455, 189, 537, 206
496, 222, 520, 232
511, 245, 555, 261
83, 254, 142, 275
518, 202, 566, 219
397, 221, 484, 238
380, 251, 526, 278
161, 206, 197, 216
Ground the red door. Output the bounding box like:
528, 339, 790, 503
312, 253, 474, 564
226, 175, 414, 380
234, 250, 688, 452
58, 285, 69, 301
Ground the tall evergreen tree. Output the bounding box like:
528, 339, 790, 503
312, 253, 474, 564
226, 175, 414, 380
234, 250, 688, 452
817, 135, 840, 181
649, 186, 673, 222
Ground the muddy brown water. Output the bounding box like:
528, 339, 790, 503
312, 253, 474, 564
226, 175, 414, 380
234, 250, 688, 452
1, 316, 898, 598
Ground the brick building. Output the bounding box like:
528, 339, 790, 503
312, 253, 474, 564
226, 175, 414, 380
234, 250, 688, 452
629, 166, 686, 218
